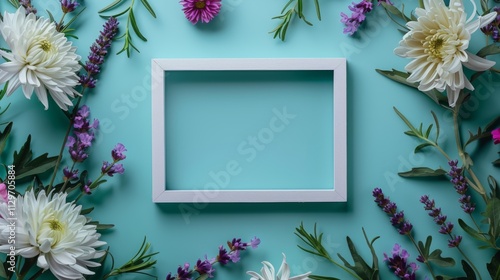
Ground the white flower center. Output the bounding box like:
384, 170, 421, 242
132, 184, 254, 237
426, 35, 445, 59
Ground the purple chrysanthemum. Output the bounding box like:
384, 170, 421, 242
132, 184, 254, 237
340, 0, 373, 35
180, 0, 221, 24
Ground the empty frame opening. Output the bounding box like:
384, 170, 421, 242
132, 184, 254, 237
164, 70, 334, 191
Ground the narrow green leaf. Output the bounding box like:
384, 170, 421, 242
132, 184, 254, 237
414, 143, 433, 153
314, 0, 321, 20
140, 0, 156, 18
309, 276, 341, 280
493, 158, 500, 166
281, 0, 295, 14
99, 0, 125, 13
431, 111, 440, 142
13, 135, 33, 168
381, 2, 409, 21
0, 122, 13, 155
425, 124, 433, 138
394, 107, 419, 136
477, 43, 500, 58
460, 260, 476, 280
129, 9, 147, 41
107, 7, 131, 18
399, 167, 447, 177
195, 275, 209, 280
458, 219, 489, 243
0, 258, 7, 279
483, 197, 500, 238
297, 0, 303, 18
487, 251, 500, 280
80, 207, 95, 215
376, 69, 418, 88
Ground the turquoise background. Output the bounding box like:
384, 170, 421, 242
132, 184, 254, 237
1, 0, 499, 279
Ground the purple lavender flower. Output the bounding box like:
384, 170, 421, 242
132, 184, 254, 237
180, 0, 222, 24
195, 258, 214, 277
481, 7, 500, 42
67, 106, 98, 163
249, 236, 260, 248
19, 0, 37, 14
83, 181, 92, 194
63, 167, 79, 181
79, 17, 119, 88
112, 143, 127, 161
373, 188, 413, 235
216, 246, 230, 265
101, 161, 125, 177
420, 195, 462, 248
448, 160, 476, 214
60, 0, 79, 13
340, 0, 373, 35
176, 263, 192, 280
384, 244, 419, 280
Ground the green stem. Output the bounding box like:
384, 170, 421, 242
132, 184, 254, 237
47, 96, 84, 192
17, 257, 36, 280
408, 235, 437, 280
456, 246, 482, 280
452, 106, 487, 201
325, 255, 364, 280
27, 269, 43, 280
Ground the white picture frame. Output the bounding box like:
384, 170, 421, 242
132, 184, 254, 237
151, 58, 347, 203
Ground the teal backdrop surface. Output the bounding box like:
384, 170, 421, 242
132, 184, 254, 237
1, 0, 499, 279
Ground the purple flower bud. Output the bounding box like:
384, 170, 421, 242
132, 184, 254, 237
60, 0, 79, 13
112, 143, 127, 161
448, 235, 462, 248
63, 167, 79, 181
216, 246, 230, 265
195, 258, 214, 277
249, 236, 260, 248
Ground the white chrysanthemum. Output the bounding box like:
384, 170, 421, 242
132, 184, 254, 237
247, 254, 311, 280
394, 0, 497, 107
0, 190, 106, 280
0, 7, 81, 110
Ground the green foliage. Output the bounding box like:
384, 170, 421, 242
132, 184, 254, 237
417, 236, 455, 267
103, 237, 158, 279
270, 0, 321, 41
0, 122, 12, 156
296, 223, 379, 280
464, 116, 500, 148
99, 0, 157, 57
487, 251, 500, 280
12, 135, 58, 180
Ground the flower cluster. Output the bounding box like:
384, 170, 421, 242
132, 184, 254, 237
420, 195, 462, 248
166, 237, 260, 280
19, 0, 37, 14
0, 190, 106, 280
101, 143, 127, 177
340, 0, 374, 35
180, 0, 222, 24
60, 0, 79, 14
448, 160, 476, 214
80, 17, 119, 88
373, 188, 413, 235
383, 244, 419, 280
481, 6, 500, 42
66, 105, 99, 163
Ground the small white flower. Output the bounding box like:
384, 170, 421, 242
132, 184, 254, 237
0, 190, 106, 280
247, 253, 311, 280
0, 7, 81, 110
394, 0, 497, 107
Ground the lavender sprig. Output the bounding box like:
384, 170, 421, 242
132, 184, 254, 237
340, 0, 373, 35
384, 244, 419, 280
165, 237, 260, 280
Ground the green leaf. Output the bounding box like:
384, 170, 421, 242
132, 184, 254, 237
87, 221, 115, 230
460, 260, 476, 280
12, 136, 58, 180
493, 158, 500, 166
129, 9, 147, 41
80, 207, 95, 215
380, 2, 410, 21
464, 116, 500, 148
414, 143, 433, 153
195, 275, 209, 280
487, 251, 500, 280
399, 167, 447, 177
483, 197, 500, 239
309, 276, 341, 280
0, 122, 12, 155
337, 236, 374, 279
428, 249, 455, 267
458, 219, 489, 243
140, 0, 156, 18
99, 0, 125, 13
313, 0, 321, 20
431, 111, 440, 142
376, 69, 418, 88
0, 260, 7, 279
477, 43, 500, 58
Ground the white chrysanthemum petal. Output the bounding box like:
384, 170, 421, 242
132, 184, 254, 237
247, 254, 311, 280
394, 0, 495, 107
0, 7, 81, 110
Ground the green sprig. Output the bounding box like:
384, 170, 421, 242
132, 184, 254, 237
99, 0, 156, 57
270, 0, 321, 41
